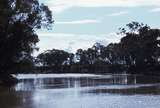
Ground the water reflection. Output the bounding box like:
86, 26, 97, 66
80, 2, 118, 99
13, 74, 160, 97
14, 74, 160, 92
1, 74, 160, 108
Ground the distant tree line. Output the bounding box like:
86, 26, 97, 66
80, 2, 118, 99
35, 22, 160, 75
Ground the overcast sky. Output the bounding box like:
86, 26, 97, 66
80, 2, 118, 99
36, 0, 160, 55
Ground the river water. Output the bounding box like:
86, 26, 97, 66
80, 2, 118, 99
1, 74, 160, 108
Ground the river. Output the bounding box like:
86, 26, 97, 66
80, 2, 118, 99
0, 74, 160, 108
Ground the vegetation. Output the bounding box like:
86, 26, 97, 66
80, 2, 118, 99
36, 22, 160, 75
0, 0, 160, 86
36, 49, 74, 73
0, 0, 53, 85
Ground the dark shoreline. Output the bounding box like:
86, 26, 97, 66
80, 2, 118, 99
1, 64, 160, 86
0, 74, 18, 86
30, 64, 160, 76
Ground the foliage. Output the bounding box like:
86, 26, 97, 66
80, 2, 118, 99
118, 21, 160, 66
37, 49, 73, 67
36, 22, 160, 74
0, 0, 53, 73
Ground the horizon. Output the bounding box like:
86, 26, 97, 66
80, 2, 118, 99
36, 0, 160, 55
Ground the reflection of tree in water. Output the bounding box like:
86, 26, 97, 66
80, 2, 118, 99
88, 85, 160, 95
0, 87, 35, 108
13, 74, 160, 91
2, 74, 160, 108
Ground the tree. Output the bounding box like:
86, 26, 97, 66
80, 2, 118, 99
118, 22, 160, 67
0, 0, 53, 74
76, 49, 89, 65
75, 43, 106, 65
37, 49, 71, 67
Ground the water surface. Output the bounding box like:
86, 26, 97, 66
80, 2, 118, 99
1, 74, 160, 108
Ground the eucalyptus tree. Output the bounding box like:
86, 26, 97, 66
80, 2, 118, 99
37, 49, 71, 67
118, 22, 160, 66
76, 49, 89, 65
0, 0, 53, 74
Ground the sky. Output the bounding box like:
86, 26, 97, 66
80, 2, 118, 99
36, 0, 160, 55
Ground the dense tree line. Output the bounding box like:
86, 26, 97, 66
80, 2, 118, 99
36, 22, 160, 74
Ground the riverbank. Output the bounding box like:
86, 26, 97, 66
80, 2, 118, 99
33, 64, 126, 74
19, 64, 159, 76
0, 74, 18, 86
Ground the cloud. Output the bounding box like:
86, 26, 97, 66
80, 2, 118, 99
150, 8, 160, 12
47, 3, 72, 13
37, 32, 123, 54
38, 32, 122, 42
56, 19, 101, 24
43, 0, 160, 13
108, 11, 129, 16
